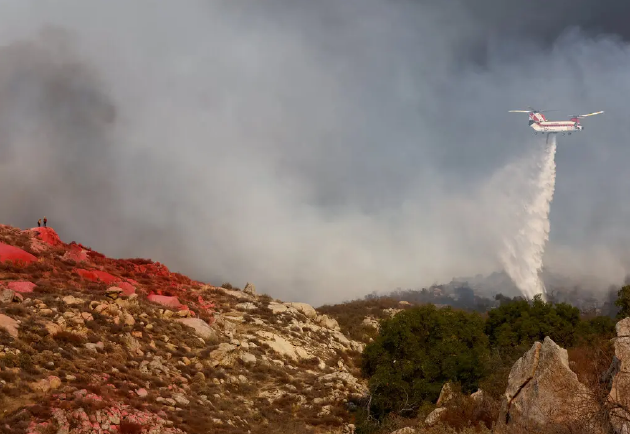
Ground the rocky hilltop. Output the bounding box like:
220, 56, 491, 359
0, 224, 366, 433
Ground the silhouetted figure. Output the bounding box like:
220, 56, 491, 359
37, 219, 41, 227
43, 217, 47, 228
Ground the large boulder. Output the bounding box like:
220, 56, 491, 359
285, 302, 317, 319
74, 268, 119, 284
0, 314, 19, 338
176, 318, 217, 341
7, 281, 35, 293
147, 293, 184, 309
495, 336, 605, 433
0, 288, 21, 303
315, 314, 341, 331
256, 330, 312, 361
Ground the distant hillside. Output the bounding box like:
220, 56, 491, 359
343, 269, 622, 316
316, 270, 622, 344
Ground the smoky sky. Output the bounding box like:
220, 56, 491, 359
1, 0, 630, 306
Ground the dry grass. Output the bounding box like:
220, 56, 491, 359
440, 393, 499, 431
568, 338, 615, 389
52, 330, 87, 346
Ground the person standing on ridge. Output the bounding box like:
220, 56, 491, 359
37, 219, 41, 227
43, 217, 47, 228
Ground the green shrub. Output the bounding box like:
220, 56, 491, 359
485, 294, 581, 351
361, 304, 489, 419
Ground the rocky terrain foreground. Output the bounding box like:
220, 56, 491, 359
0, 224, 366, 433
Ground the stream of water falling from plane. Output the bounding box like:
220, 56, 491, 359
499, 134, 557, 301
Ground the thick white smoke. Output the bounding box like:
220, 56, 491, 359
496, 134, 558, 300
0, 2, 629, 306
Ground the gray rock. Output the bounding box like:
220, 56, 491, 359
240, 352, 257, 364
176, 318, 217, 341
243, 282, 256, 295
0, 314, 21, 338
285, 302, 317, 319
495, 337, 605, 433
0, 289, 21, 304
173, 393, 190, 406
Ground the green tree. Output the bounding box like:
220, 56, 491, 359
615, 285, 630, 319
575, 315, 616, 345
360, 305, 489, 420
485, 294, 581, 351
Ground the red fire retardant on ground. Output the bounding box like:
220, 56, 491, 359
198, 296, 215, 311
133, 263, 171, 277
116, 281, 136, 296
30, 227, 62, 246
147, 292, 192, 314
8, 281, 36, 293
0, 223, 212, 321
63, 244, 89, 262
0, 243, 37, 264
147, 293, 184, 309
74, 268, 119, 284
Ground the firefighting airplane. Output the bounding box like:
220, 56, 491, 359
509, 107, 604, 136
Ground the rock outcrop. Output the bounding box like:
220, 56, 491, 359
495, 336, 605, 433
608, 317, 630, 433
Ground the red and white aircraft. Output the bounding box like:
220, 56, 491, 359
509, 107, 604, 135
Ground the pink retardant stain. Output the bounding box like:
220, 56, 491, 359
116, 281, 136, 296
63, 244, 89, 262
0, 243, 37, 264
147, 293, 183, 308
74, 269, 119, 284
29, 227, 62, 246
8, 281, 36, 293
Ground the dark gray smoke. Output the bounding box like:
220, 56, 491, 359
0, 25, 188, 263
0, 1, 629, 306
0, 28, 116, 224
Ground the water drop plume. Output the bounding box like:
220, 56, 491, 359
498, 134, 557, 300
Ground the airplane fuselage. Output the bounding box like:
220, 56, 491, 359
529, 112, 582, 134
529, 120, 583, 133
509, 108, 603, 135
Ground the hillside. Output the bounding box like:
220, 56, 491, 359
0, 224, 366, 434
